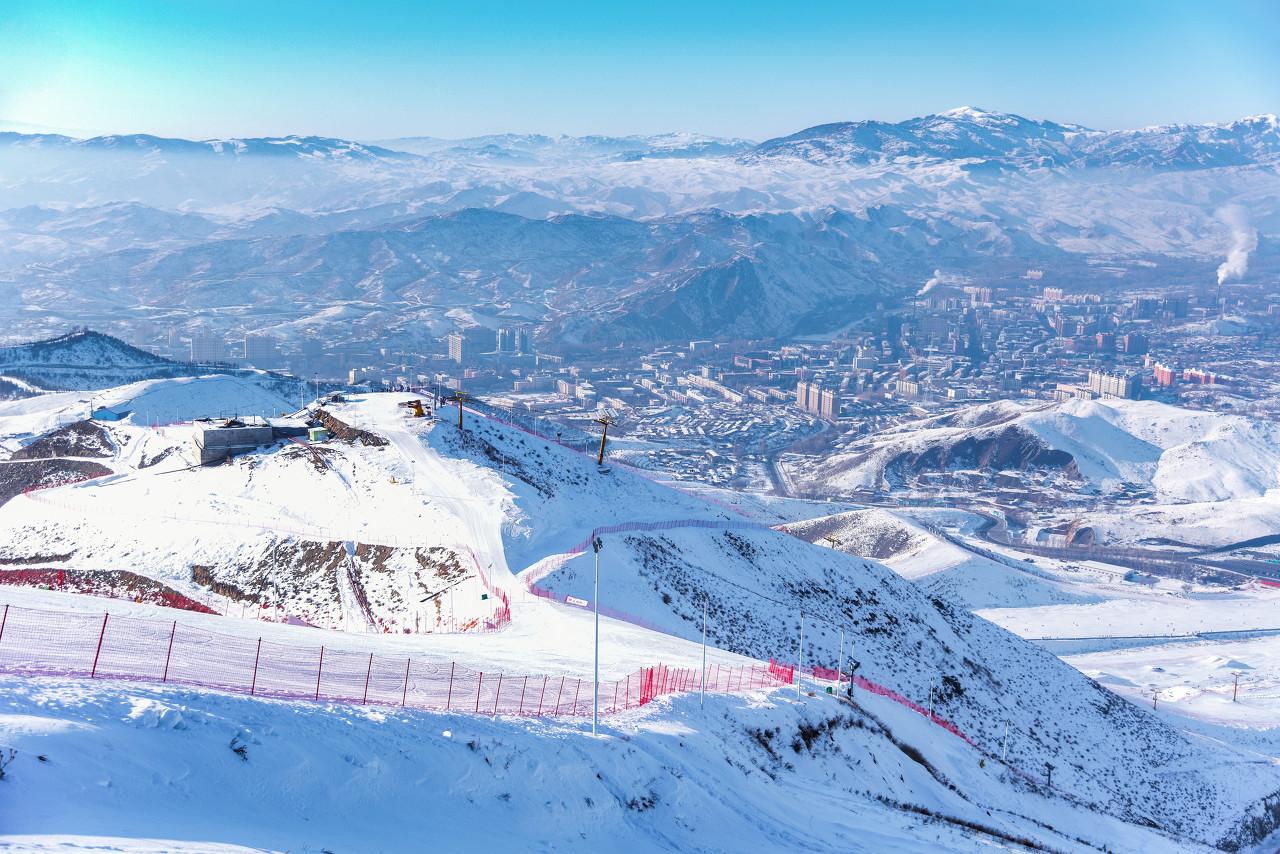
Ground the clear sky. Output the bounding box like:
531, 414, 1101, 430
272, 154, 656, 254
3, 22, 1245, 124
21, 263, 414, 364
2, 0, 1277, 141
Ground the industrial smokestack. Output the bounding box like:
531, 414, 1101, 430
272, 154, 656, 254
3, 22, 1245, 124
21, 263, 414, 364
1216, 205, 1257, 286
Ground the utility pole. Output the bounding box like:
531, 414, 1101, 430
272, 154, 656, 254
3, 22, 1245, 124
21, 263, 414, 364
593, 415, 615, 467
1233, 671, 1240, 702
1001, 720, 1009, 761
700, 595, 708, 707
1045, 762, 1055, 791
837, 628, 845, 692
797, 612, 804, 699
592, 536, 603, 735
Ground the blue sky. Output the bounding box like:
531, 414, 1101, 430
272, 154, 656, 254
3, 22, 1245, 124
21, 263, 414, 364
2, 0, 1277, 140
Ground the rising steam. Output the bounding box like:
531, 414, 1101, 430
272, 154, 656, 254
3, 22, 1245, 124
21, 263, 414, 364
917, 269, 943, 296
1216, 205, 1257, 286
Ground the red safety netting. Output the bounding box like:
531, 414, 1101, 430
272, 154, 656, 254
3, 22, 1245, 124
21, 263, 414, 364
0, 602, 789, 718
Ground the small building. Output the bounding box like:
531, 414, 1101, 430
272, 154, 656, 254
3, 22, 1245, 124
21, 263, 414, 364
192, 419, 275, 465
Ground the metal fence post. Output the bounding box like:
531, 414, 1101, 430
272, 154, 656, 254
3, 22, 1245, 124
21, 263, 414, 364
475, 672, 484, 713
402, 658, 411, 707
250, 638, 262, 695
162, 620, 176, 682
91, 613, 109, 678
493, 673, 503, 717
362, 653, 373, 704
315, 647, 325, 700
446, 662, 455, 710
0, 603, 8, 646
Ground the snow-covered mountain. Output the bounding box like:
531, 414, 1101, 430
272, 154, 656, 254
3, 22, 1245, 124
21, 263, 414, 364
374, 131, 756, 162
748, 107, 1280, 169
747, 107, 1092, 167
797, 397, 1280, 504
0, 131, 416, 162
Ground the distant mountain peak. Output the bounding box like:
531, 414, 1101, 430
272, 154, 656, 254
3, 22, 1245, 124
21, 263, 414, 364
745, 109, 1277, 169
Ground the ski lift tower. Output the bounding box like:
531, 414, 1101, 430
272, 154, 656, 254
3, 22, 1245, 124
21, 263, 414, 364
593, 414, 616, 468
444, 391, 470, 430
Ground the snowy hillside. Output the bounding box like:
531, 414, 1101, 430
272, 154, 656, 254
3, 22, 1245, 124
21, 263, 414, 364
0, 330, 300, 395
783, 508, 1099, 611
5, 386, 1280, 850
0, 668, 1209, 853
798, 397, 1280, 503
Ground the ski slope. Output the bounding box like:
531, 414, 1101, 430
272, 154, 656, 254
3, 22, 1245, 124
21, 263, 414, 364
4, 389, 1280, 850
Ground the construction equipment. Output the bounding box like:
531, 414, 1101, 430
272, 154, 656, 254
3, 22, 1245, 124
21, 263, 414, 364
408, 399, 426, 418
593, 415, 615, 467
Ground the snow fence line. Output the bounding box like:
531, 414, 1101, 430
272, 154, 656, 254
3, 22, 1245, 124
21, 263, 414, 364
0, 602, 790, 718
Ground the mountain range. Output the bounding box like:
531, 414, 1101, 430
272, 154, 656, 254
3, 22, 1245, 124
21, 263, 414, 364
1, 108, 1277, 349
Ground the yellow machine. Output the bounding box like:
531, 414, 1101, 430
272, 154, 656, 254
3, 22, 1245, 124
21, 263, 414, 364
409, 399, 426, 418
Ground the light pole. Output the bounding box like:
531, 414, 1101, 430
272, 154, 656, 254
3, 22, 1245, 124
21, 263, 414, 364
592, 535, 603, 735
797, 612, 804, 699
837, 628, 845, 692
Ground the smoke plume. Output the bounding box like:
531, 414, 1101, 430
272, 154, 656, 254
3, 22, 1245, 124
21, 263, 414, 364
1216, 205, 1257, 286
917, 269, 943, 296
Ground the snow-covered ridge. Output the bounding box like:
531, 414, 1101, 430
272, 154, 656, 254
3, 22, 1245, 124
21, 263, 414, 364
747, 107, 1280, 168
800, 397, 1280, 504
0, 132, 416, 162
6, 109, 1277, 169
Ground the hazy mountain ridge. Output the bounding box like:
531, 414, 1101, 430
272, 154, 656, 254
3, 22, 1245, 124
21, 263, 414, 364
2, 108, 1278, 347
7, 205, 1083, 349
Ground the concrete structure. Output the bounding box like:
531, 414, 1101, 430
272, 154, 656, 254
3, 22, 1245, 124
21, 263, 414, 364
192, 419, 275, 465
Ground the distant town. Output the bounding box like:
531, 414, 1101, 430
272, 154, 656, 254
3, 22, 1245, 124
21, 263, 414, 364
130, 275, 1279, 489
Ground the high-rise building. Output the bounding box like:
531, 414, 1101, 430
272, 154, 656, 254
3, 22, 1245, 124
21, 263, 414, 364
894, 379, 922, 399
447, 327, 498, 364
242, 333, 279, 366
818, 387, 838, 419
1087, 370, 1141, 399
1120, 332, 1149, 355
189, 333, 226, 364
